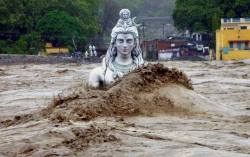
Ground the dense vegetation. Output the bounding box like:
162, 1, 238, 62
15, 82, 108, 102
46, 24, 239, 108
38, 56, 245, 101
0, 0, 174, 54
3, 0, 249, 54
173, 0, 250, 41
0, 0, 100, 54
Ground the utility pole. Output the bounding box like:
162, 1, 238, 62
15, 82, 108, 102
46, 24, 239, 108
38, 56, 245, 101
162, 24, 165, 39
140, 21, 146, 59
142, 21, 145, 40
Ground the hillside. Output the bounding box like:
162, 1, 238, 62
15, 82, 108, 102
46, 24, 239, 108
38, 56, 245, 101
98, 0, 176, 40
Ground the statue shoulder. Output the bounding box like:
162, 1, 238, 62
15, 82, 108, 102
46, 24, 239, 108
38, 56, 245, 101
88, 63, 115, 88
88, 66, 104, 88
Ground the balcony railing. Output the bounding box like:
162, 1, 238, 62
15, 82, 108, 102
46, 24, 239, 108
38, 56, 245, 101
221, 18, 250, 24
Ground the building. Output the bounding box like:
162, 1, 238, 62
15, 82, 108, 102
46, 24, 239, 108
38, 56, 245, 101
39, 43, 69, 56
142, 38, 198, 60
137, 16, 176, 40
216, 18, 250, 60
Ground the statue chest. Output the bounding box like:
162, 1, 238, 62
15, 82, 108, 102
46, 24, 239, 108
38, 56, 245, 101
112, 61, 135, 74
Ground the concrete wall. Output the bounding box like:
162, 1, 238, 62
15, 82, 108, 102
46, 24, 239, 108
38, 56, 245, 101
0, 54, 76, 65
222, 50, 250, 61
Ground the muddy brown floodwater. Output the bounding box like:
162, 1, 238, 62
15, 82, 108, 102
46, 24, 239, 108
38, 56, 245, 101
0, 61, 250, 157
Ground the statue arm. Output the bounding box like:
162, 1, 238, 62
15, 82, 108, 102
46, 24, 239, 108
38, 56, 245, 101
88, 67, 104, 88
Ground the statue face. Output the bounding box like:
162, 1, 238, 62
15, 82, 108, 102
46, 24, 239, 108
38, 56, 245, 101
115, 33, 134, 56
122, 11, 130, 19
119, 9, 130, 20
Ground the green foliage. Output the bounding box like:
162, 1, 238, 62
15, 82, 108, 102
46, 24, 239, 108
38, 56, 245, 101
173, 0, 221, 32
0, 0, 100, 54
0, 32, 42, 54
173, 0, 250, 32
19, 32, 43, 55
14, 37, 28, 54
0, 40, 11, 54
173, 0, 250, 47
37, 11, 82, 45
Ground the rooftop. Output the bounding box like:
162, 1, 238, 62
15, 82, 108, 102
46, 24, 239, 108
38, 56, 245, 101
221, 18, 250, 24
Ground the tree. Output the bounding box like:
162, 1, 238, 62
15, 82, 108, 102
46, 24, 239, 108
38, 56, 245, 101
0, 0, 100, 54
37, 11, 82, 46
173, 0, 221, 32
172, 0, 250, 47
173, 0, 250, 32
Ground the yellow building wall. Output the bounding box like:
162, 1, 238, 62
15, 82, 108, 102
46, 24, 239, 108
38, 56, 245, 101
46, 48, 69, 54
223, 50, 250, 61
216, 29, 250, 60
216, 30, 222, 60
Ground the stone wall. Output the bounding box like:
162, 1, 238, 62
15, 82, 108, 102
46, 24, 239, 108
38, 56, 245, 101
0, 54, 77, 65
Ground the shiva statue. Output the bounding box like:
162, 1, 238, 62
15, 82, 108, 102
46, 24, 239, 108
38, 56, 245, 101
88, 9, 144, 88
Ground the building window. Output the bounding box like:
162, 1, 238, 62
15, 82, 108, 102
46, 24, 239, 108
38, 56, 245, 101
237, 41, 241, 50
223, 18, 228, 23
245, 41, 249, 50
229, 41, 234, 49
241, 26, 247, 30
245, 18, 250, 22
232, 18, 240, 22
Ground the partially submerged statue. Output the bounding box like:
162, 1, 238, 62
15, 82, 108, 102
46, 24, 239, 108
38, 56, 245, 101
88, 9, 144, 88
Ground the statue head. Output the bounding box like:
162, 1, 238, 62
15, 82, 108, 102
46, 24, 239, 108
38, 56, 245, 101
119, 9, 131, 20
104, 9, 144, 78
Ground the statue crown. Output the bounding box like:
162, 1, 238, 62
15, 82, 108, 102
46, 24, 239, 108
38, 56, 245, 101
116, 9, 137, 29
111, 9, 139, 40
